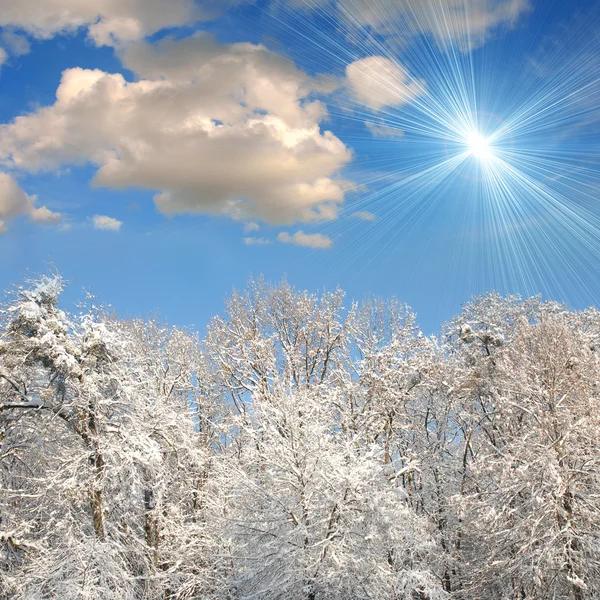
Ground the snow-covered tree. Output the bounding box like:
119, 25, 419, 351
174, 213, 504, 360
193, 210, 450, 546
0, 276, 218, 599
0, 274, 598, 599
458, 311, 600, 599
218, 388, 446, 600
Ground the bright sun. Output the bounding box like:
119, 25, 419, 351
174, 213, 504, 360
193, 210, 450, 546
466, 131, 493, 160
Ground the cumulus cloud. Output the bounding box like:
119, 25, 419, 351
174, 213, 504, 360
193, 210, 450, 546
93, 215, 122, 231
352, 210, 377, 221
277, 230, 333, 249
365, 122, 405, 138
288, 0, 530, 49
0, 0, 245, 47
0, 172, 62, 231
30, 205, 63, 225
0, 0, 530, 51
244, 237, 272, 245
1, 30, 31, 56
347, 57, 424, 110
0, 35, 352, 225
0, 48, 6, 70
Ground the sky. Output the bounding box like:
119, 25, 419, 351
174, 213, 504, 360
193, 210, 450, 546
0, 0, 599, 333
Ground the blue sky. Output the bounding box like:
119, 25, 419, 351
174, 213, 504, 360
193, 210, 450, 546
0, 0, 599, 333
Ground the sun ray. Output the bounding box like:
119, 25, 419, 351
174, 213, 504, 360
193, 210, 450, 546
252, 1, 600, 305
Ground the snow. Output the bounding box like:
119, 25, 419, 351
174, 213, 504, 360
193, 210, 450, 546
0, 274, 598, 599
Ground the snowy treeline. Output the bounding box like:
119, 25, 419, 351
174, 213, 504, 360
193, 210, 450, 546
0, 274, 599, 600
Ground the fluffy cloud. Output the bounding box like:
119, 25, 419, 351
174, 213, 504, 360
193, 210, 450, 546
0, 172, 61, 231
0, 0, 244, 46
93, 215, 122, 231
0, 0, 530, 51
244, 237, 272, 245
0, 0, 530, 49
277, 230, 333, 249
0, 35, 352, 225
347, 57, 424, 110
1, 30, 31, 56
365, 122, 405, 138
289, 0, 530, 49
0, 47, 6, 70
352, 210, 377, 221
30, 205, 63, 225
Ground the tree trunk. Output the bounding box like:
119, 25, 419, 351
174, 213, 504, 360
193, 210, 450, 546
144, 482, 159, 567
85, 408, 106, 541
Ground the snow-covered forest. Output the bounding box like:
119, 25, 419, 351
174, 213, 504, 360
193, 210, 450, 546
1, 273, 599, 599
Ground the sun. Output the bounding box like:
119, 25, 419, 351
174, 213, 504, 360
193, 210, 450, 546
466, 131, 493, 160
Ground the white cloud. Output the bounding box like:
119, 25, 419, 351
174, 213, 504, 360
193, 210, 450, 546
244, 222, 260, 233
1, 30, 31, 56
277, 230, 333, 249
352, 210, 377, 221
244, 236, 271, 245
289, 0, 530, 49
93, 215, 122, 231
0, 47, 6, 70
0, 0, 530, 51
30, 205, 63, 224
365, 122, 405, 138
346, 57, 424, 110
0, 35, 352, 225
0, 172, 62, 231
0, 0, 245, 47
